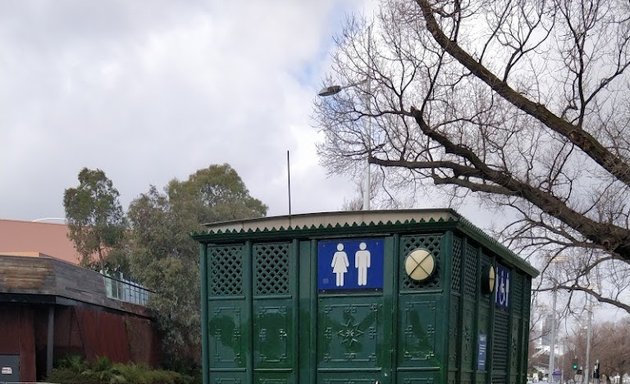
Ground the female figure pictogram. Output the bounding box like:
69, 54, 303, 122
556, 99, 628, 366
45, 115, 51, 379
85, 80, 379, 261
331, 243, 349, 286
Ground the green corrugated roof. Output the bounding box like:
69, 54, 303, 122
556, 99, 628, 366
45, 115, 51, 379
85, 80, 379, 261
192, 209, 538, 277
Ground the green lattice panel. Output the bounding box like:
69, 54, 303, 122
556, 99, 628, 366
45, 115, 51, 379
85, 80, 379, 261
493, 311, 510, 372
254, 242, 290, 296
510, 316, 521, 373
511, 272, 523, 313
451, 236, 462, 292
400, 235, 442, 291
208, 245, 244, 296
448, 297, 459, 367
463, 243, 479, 298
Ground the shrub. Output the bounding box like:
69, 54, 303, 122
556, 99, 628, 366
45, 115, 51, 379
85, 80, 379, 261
47, 356, 193, 384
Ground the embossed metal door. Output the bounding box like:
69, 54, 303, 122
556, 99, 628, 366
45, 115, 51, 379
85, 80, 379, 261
316, 238, 393, 384
252, 242, 298, 384
206, 242, 299, 384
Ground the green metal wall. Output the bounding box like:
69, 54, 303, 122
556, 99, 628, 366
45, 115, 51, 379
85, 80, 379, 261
200, 228, 533, 384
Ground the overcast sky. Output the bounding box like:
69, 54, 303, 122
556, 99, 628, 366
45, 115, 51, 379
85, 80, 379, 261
0, 0, 375, 221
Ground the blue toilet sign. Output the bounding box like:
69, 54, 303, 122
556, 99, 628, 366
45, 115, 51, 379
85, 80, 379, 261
318, 238, 384, 291
495, 264, 511, 310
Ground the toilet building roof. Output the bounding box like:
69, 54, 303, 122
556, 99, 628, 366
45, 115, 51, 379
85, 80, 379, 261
192, 209, 539, 277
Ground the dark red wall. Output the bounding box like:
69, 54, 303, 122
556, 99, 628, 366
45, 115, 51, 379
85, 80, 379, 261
0, 305, 37, 381
0, 303, 159, 381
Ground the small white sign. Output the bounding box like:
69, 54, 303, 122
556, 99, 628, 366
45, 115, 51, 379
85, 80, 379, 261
1, 367, 13, 375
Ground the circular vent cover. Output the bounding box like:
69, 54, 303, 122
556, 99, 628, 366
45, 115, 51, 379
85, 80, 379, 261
404, 249, 436, 281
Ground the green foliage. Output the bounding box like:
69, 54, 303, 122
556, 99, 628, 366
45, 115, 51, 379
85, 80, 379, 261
127, 164, 267, 366
48, 356, 194, 384
57, 354, 87, 372
63, 167, 127, 270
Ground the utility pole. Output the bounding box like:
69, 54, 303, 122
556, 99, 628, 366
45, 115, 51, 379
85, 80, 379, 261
549, 287, 558, 381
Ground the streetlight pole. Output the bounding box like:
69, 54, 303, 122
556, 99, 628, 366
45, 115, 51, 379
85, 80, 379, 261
364, 77, 371, 211
318, 81, 372, 211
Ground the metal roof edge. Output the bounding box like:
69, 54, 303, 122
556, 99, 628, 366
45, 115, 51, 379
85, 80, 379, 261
192, 209, 459, 237
191, 209, 539, 277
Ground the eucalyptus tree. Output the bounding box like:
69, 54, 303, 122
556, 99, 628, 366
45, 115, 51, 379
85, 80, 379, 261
63, 167, 126, 270
127, 164, 267, 367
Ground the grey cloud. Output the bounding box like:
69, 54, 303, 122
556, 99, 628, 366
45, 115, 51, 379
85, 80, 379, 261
0, 0, 367, 220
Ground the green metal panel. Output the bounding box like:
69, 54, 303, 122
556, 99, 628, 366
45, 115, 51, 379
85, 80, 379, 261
459, 235, 477, 384
397, 234, 445, 383
317, 296, 383, 366
252, 242, 296, 384
476, 248, 492, 384
206, 244, 248, 378
200, 244, 209, 384
315, 236, 396, 384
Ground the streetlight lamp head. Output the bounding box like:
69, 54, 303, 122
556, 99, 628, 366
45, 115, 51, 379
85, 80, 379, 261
318, 85, 342, 97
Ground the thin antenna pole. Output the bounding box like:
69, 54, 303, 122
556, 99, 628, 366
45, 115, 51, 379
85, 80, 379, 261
287, 150, 292, 215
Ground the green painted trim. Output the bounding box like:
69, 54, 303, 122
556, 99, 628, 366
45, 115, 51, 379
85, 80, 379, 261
457, 234, 467, 382
298, 240, 311, 384
309, 240, 317, 384
470, 237, 482, 383
244, 241, 253, 384
199, 243, 209, 384
506, 288, 515, 381
390, 234, 400, 384
382, 236, 395, 382
486, 253, 496, 384
441, 231, 453, 384
520, 276, 531, 383
291, 239, 299, 378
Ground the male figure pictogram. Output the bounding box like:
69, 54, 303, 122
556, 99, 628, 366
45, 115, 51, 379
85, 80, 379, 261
355, 242, 371, 286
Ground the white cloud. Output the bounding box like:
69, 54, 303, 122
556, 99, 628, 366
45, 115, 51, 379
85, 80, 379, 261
0, 0, 370, 220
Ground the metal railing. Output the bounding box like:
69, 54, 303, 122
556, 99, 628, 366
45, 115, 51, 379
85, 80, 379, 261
102, 274, 152, 306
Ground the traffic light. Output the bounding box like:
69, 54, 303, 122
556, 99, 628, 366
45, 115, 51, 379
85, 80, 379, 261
572, 357, 578, 370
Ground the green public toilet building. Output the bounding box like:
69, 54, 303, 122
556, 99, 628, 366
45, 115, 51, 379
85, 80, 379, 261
193, 209, 538, 384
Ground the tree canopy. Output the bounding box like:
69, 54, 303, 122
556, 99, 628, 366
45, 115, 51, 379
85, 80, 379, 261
63, 167, 126, 269
126, 164, 267, 367
314, 0, 630, 312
